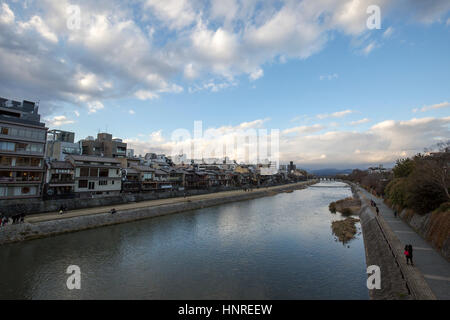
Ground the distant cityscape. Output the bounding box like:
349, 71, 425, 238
0, 97, 310, 201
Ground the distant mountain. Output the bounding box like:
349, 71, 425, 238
309, 168, 353, 176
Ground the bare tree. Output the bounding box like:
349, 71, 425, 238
415, 152, 450, 201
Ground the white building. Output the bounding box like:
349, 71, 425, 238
67, 155, 122, 198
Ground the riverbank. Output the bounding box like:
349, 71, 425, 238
354, 186, 437, 300
0, 180, 317, 245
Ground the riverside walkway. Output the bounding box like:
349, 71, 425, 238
24, 181, 315, 224
359, 187, 450, 300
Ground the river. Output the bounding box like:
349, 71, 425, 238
0, 181, 369, 299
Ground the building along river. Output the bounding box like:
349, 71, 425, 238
0, 181, 369, 299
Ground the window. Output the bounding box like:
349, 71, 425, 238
112, 180, 114, 185
99, 168, 109, 177
80, 168, 89, 177
88, 181, 95, 190
78, 180, 88, 188
0, 142, 14, 151
89, 168, 98, 177
21, 187, 30, 194
1, 127, 9, 135
0, 156, 12, 166
30, 158, 42, 167
99, 180, 107, 186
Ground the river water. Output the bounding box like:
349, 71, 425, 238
0, 181, 369, 299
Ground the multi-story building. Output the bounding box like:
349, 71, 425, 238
43, 160, 75, 199
46, 129, 81, 161
80, 132, 127, 158
67, 155, 122, 198
0, 97, 47, 199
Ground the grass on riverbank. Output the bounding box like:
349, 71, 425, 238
331, 217, 361, 243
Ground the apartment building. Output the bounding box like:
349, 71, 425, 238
0, 97, 47, 199
46, 129, 81, 161
81, 133, 127, 158
67, 155, 122, 198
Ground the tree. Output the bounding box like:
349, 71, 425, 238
392, 158, 414, 178
414, 153, 450, 201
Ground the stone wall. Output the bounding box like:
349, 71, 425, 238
398, 209, 450, 261
0, 186, 247, 216
358, 204, 411, 300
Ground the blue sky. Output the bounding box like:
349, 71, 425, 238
0, 0, 449, 168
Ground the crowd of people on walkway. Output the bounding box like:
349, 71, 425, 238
0, 213, 25, 227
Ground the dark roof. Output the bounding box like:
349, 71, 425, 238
49, 161, 74, 169
68, 155, 121, 163
131, 165, 155, 172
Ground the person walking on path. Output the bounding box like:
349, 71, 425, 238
408, 244, 414, 266
394, 210, 397, 218
405, 244, 414, 266
375, 206, 379, 216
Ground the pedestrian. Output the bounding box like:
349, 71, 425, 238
376, 207, 379, 216
59, 205, 64, 215
110, 208, 116, 214
394, 210, 397, 218
407, 244, 414, 266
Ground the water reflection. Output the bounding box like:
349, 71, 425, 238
0, 182, 368, 299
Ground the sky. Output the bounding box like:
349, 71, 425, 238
0, 0, 449, 169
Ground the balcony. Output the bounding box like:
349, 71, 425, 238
0, 176, 42, 183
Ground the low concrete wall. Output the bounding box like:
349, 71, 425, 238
0, 181, 317, 245
0, 184, 293, 217
359, 204, 411, 300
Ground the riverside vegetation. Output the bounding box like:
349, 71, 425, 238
329, 197, 362, 243
343, 142, 450, 256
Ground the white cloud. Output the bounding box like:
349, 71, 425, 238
414, 101, 450, 113
144, 0, 197, 30
319, 73, 338, 80
1, 0, 449, 119
317, 109, 353, 119
350, 118, 370, 125
45, 115, 75, 127
129, 109, 135, 115
19, 15, 58, 43
282, 124, 325, 135
383, 26, 394, 38
249, 68, 264, 81
87, 101, 105, 114
0, 3, 14, 24
362, 41, 377, 55
126, 116, 450, 167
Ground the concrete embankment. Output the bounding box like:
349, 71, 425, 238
0, 180, 317, 245
395, 208, 450, 261
0, 186, 245, 216
355, 187, 436, 300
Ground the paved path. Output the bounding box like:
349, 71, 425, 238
359, 188, 450, 300
25, 181, 314, 224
